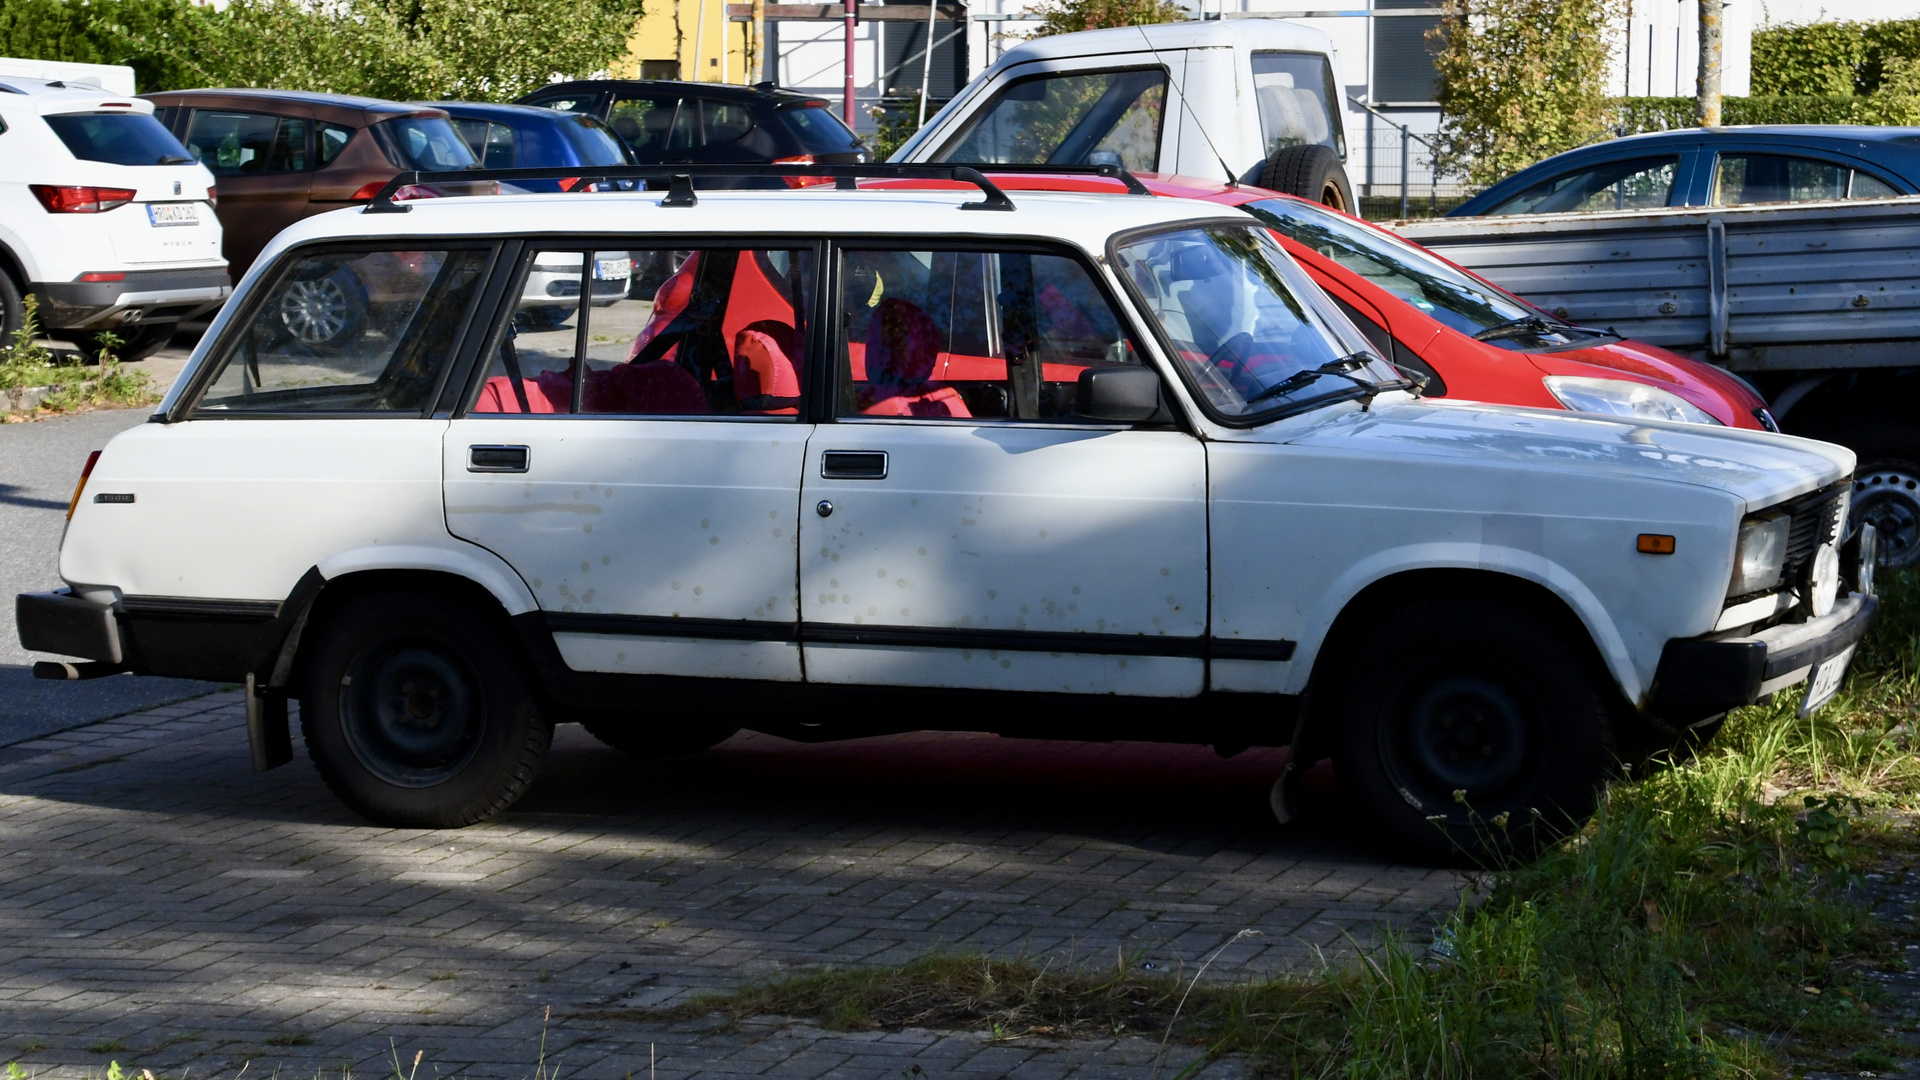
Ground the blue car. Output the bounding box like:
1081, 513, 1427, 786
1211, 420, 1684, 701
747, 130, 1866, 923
1451, 125, 1920, 217
428, 101, 633, 192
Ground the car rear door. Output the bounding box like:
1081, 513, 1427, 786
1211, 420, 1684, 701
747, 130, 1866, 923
180, 105, 316, 276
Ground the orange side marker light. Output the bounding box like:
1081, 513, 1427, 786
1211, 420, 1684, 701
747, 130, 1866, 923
1637, 533, 1676, 555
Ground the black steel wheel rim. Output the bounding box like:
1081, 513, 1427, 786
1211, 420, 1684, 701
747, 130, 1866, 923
1856, 468, 1920, 568
1381, 668, 1540, 818
340, 629, 486, 788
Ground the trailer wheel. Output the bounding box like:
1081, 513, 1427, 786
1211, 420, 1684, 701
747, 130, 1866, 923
1259, 145, 1354, 213
1838, 418, 1920, 568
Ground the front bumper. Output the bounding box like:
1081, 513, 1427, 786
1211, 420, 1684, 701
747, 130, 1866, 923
1648, 592, 1877, 722
31, 267, 232, 330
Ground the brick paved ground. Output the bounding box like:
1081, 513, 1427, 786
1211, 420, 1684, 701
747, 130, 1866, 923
0, 692, 1464, 1079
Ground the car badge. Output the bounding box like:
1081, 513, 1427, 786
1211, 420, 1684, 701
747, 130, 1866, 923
172, 181, 182, 195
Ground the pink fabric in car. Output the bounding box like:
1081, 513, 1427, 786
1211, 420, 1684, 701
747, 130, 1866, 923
858, 297, 968, 418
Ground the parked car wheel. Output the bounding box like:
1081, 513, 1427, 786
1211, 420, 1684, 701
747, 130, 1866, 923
1836, 418, 1920, 568
576, 714, 741, 757
1328, 594, 1614, 863
301, 589, 551, 828
278, 267, 367, 351
67, 323, 177, 364
1259, 144, 1354, 213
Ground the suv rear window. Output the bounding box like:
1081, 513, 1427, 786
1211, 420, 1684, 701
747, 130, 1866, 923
45, 112, 193, 167
780, 105, 863, 153
369, 117, 478, 171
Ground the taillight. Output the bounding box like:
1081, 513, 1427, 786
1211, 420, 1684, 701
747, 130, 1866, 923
773, 155, 831, 188
207, 185, 217, 207
67, 450, 101, 521
557, 176, 585, 192
31, 185, 137, 213
351, 180, 434, 202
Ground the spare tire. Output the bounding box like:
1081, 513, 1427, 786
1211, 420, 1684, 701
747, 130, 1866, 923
1259, 144, 1355, 212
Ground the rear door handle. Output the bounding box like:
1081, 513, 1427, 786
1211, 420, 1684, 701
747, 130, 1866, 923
469, 445, 530, 473
821, 450, 888, 479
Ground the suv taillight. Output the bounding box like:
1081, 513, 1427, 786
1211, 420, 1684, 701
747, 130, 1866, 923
31, 186, 137, 214
773, 155, 832, 188
67, 450, 101, 521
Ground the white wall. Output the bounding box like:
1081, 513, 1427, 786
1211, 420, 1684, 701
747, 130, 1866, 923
1757, 0, 1920, 25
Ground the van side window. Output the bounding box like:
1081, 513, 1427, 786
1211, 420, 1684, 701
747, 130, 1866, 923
934, 69, 1166, 172
836, 247, 1141, 422
191, 248, 490, 415
1251, 51, 1345, 159
470, 246, 814, 418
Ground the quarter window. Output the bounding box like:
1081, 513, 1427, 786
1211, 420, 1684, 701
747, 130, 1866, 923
935, 68, 1166, 172
318, 122, 354, 165
472, 246, 814, 418
183, 111, 309, 175
836, 247, 1141, 422
192, 248, 490, 415
452, 119, 516, 168
1485, 155, 1678, 215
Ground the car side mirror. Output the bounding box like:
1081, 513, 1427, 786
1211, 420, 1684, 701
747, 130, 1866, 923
1075, 366, 1164, 423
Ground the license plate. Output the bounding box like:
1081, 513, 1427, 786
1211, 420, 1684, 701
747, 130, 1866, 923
1799, 645, 1856, 717
594, 258, 631, 280
147, 203, 198, 227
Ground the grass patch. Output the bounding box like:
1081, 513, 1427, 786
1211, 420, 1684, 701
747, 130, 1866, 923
619, 573, 1920, 1078
1, 294, 157, 421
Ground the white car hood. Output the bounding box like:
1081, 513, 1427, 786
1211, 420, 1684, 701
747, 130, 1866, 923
1281, 399, 1853, 512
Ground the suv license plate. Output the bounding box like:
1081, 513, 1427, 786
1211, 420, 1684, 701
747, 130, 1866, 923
148, 203, 199, 227
594, 258, 631, 280
1799, 645, 1855, 717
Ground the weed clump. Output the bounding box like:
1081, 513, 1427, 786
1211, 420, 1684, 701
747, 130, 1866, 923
1, 294, 157, 420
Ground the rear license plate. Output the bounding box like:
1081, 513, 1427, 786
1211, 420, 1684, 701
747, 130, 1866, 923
1799, 645, 1855, 717
147, 203, 198, 227
594, 258, 631, 280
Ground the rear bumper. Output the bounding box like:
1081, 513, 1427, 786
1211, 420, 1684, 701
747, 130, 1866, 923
16, 589, 123, 664
16, 588, 292, 682
31, 267, 231, 330
1648, 592, 1877, 722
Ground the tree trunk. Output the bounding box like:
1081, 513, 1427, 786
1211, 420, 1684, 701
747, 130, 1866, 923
1696, 0, 1722, 127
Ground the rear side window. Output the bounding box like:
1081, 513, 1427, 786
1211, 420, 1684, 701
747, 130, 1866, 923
780, 105, 863, 153
46, 112, 194, 167
184, 111, 307, 175
192, 248, 490, 416
368, 117, 477, 170
696, 98, 755, 145
935, 68, 1166, 172
1485, 156, 1678, 215
607, 95, 680, 155
1252, 52, 1344, 159
1713, 153, 1904, 205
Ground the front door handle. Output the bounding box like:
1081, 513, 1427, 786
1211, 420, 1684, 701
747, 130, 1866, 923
469, 445, 530, 473
821, 450, 888, 479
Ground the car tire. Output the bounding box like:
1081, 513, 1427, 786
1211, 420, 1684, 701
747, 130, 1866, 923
1326, 593, 1615, 864
277, 266, 367, 352
1835, 417, 1920, 568
1258, 145, 1355, 213
300, 589, 551, 828
67, 323, 177, 364
0, 271, 25, 345
577, 714, 740, 757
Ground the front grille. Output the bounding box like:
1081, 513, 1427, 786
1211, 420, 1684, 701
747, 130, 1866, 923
1778, 481, 1850, 588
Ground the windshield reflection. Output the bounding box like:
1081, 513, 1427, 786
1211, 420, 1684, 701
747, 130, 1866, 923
1114, 224, 1400, 420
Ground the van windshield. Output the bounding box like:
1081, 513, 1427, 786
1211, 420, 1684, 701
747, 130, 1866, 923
933, 68, 1166, 172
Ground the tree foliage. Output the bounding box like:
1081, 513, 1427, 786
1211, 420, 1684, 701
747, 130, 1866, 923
1427, 0, 1623, 187
0, 0, 646, 100
1026, 0, 1185, 39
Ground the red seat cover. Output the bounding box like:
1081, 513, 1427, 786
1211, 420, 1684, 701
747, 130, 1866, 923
858, 297, 969, 418
734, 321, 802, 414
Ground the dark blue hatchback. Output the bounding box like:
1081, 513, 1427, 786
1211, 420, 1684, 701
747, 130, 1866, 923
427, 101, 634, 191
1450, 126, 1920, 217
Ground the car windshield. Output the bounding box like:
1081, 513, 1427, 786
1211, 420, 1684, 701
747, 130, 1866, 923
1114, 223, 1398, 420
1242, 197, 1607, 352
45, 111, 193, 166
370, 117, 478, 170
556, 114, 631, 165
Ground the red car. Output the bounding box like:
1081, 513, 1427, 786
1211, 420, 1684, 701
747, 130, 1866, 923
866, 173, 1773, 430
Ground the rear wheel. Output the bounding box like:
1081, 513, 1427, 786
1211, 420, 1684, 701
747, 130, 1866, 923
1328, 594, 1614, 863
1259, 144, 1354, 212
576, 713, 739, 758
301, 589, 551, 827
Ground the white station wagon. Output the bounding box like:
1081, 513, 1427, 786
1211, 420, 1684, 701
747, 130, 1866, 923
16, 169, 1877, 859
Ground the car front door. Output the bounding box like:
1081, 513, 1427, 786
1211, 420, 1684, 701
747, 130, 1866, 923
796, 242, 1208, 695
181, 107, 315, 275
444, 240, 819, 683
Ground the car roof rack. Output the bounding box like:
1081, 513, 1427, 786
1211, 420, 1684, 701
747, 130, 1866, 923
361, 161, 1153, 214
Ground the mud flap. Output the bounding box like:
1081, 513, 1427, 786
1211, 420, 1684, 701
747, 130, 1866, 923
246, 673, 293, 772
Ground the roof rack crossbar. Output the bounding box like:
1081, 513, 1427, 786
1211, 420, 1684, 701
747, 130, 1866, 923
357, 161, 1153, 213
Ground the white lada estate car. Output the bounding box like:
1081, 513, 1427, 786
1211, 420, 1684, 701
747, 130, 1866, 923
16, 169, 1875, 859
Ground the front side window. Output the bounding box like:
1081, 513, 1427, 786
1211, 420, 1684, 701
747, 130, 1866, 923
836, 247, 1141, 422
368, 117, 477, 170
46, 111, 194, 166
934, 68, 1166, 172
1713, 153, 1900, 205
472, 245, 814, 418
1114, 224, 1393, 421
193, 248, 490, 415
182, 111, 307, 175
1485, 155, 1678, 215
1252, 52, 1345, 158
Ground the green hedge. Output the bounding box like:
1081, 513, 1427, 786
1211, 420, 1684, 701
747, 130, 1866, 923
0, 0, 211, 91
1612, 94, 1920, 136
1752, 18, 1920, 97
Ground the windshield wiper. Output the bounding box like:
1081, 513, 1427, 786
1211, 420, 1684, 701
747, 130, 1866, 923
1471, 315, 1561, 343
1242, 352, 1384, 408
156, 155, 194, 165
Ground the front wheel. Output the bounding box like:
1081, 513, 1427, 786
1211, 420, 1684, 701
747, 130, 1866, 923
1327, 595, 1615, 863
301, 590, 551, 827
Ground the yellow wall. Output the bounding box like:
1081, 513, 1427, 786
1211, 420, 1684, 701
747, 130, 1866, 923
619, 0, 762, 85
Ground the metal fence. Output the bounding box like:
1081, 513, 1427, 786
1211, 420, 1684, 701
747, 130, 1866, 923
1350, 117, 1479, 221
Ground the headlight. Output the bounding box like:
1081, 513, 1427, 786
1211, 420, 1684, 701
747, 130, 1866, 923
1729, 513, 1790, 597
1543, 376, 1723, 426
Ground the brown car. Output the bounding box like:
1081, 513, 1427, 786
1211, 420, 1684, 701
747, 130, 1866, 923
142, 90, 481, 278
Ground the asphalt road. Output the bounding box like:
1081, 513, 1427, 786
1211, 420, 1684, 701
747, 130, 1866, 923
1, 346, 217, 745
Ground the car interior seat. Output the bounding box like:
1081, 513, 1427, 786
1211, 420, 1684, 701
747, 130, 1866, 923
858, 297, 968, 418
734, 321, 802, 414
